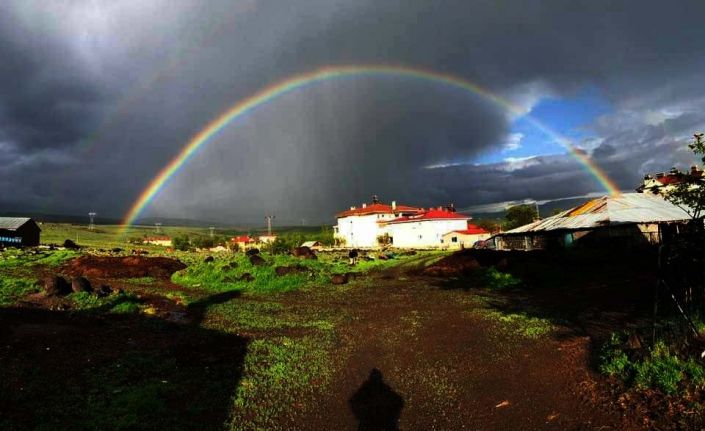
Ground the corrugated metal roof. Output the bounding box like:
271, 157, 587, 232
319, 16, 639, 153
0, 217, 33, 230
504, 193, 691, 234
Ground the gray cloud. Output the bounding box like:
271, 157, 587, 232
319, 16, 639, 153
1, 0, 705, 223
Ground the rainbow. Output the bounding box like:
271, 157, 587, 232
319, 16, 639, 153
121, 64, 621, 230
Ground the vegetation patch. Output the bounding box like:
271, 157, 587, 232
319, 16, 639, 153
230, 335, 336, 429
0, 249, 78, 268
69, 291, 142, 314
600, 333, 705, 394
474, 307, 554, 338
0, 276, 39, 306
477, 267, 521, 290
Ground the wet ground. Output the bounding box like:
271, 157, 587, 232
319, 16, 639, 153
0, 250, 669, 430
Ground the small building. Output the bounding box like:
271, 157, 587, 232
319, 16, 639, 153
143, 236, 172, 247
495, 193, 691, 250
301, 240, 323, 250
258, 234, 277, 244
232, 235, 256, 249
382, 207, 471, 249
0, 217, 41, 247
334, 196, 422, 248
637, 166, 703, 195
441, 225, 491, 249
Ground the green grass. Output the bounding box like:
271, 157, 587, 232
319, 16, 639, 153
473, 306, 554, 338
478, 267, 521, 290
231, 335, 335, 430
0, 276, 39, 306
599, 334, 705, 394
0, 248, 78, 268
171, 251, 443, 294
69, 291, 142, 314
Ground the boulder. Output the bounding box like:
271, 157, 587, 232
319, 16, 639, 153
292, 246, 317, 259
249, 254, 266, 266
71, 276, 93, 293
238, 273, 255, 282
204, 256, 215, 263
97, 285, 113, 297
331, 274, 348, 285
275, 265, 307, 276
44, 276, 71, 296
63, 239, 79, 249
245, 248, 260, 256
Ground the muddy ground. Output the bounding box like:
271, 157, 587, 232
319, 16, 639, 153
0, 248, 690, 430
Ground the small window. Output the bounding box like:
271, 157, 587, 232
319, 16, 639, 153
452, 237, 458, 243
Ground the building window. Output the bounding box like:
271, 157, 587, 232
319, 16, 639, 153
452, 237, 458, 243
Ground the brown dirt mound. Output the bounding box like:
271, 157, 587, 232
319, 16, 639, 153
61, 256, 186, 279
422, 249, 481, 276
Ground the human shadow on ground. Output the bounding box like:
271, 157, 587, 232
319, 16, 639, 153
0, 291, 248, 431
349, 368, 404, 431
187, 289, 242, 327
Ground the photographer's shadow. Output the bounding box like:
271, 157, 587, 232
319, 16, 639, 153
349, 368, 404, 431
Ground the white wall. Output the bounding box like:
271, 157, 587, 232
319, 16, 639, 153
335, 214, 392, 248
383, 219, 469, 249
441, 232, 491, 249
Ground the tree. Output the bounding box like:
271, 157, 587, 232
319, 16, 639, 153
474, 219, 502, 233
503, 204, 538, 230
172, 234, 191, 251
663, 133, 705, 221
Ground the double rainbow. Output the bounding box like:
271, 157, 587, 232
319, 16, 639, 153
121, 65, 620, 230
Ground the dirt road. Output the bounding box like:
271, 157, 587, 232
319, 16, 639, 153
283, 275, 635, 430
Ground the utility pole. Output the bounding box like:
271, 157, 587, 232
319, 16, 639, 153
534, 201, 540, 220
88, 212, 97, 230
155, 223, 162, 234
264, 215, 275, 236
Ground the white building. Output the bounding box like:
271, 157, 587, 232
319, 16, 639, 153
382, 208, 471, 249
441, 225, 491, 249
334, 197, 422, 248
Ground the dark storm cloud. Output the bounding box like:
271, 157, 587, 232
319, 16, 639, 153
2, 0, 705, 222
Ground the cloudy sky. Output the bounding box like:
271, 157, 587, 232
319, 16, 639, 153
2, 0, 705, 224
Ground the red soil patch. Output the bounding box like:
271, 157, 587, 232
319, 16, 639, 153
61, 255, 186, 279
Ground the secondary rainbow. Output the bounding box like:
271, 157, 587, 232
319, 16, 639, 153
121, 64, 621, 230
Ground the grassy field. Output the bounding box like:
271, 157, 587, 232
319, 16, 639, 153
0, 223, 453, 430
3, 227, 703, 429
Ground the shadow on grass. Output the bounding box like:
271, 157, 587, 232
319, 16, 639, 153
349, 368, 404, 431
431, 248, 659, 368
0, 292, 248, 431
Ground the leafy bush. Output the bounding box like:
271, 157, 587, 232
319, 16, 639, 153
599, 333, 631, 379
634, 341, 686, 394
479, 267, 521, 289
0, 277, 38, 306
172, 235, 190, 251
599, 334, 705, 394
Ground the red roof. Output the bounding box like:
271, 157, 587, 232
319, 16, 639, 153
337, 202, 422, 218
385, 209, 470, 224
232, 235, 254, 243
451, 224, 489, 235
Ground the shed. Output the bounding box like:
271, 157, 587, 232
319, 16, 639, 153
301, 240, 323, 250
495, 193, 691, 250
0, 217, 41, 247
441, 225, 491, 249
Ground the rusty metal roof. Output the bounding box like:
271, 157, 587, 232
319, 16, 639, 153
504, 193, 691, 234
0, 217, 34, 230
